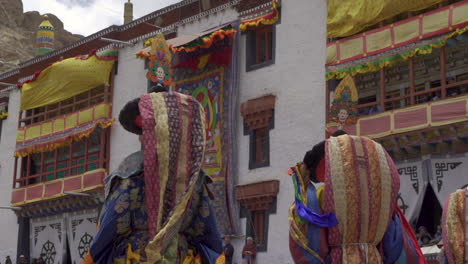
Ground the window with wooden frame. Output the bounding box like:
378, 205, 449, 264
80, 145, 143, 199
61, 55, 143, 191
247, 125, 271, 169
235, 180, 279, 252
384, 89, 402, 110
19, 85, 111, 127
18, 128, 109, 187
246, 25, 275, 71
241, 95, 276, 170
15, 85, 112, 188
242, 198, 277, 252
414, 84, 427, 104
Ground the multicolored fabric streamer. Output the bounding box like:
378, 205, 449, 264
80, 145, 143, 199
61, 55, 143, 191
441, 188, 468, 264
172, 48, 233, 70
289, 135, 426, 263
139, 92, 209, 262
15, 103, 113, 157
85, 92, 223, 263
174, 66, 237, 235
239, 0, 280, 32
170, 27, 236, 53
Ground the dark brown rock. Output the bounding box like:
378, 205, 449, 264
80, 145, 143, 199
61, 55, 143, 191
0, 0, 83, 74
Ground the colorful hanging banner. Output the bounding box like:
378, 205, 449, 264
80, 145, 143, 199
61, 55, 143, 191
170, 26, 236, 53
239, 0, 280, 32
19, 49, 117, 111
15, 102, 113, 157
326, 1, 468, 66
137, 26, 237, 58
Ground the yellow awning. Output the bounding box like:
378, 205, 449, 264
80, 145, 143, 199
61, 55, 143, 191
20, 50, 117, 111
327, 0, 444, 38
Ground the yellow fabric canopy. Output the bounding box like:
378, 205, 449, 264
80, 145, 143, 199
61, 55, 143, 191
20, 52, 115, 110
327, 0, 444, 38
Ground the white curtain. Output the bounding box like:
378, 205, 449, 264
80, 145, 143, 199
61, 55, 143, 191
30, 215, 66, 264
428, 155, 468, 205
396, 160, 429, 223
66, 209, 99, 264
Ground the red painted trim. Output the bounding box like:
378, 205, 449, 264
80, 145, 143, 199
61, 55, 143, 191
11, 189, 25, 204
448, 5, 454, 27
336, 41, 341, 62
44, 181, 62, 197
363, 34, 368, 55
83, 171, 105, 188
418, 16, 423, 40
390, 25, 396, 47
63, 177, 82, 192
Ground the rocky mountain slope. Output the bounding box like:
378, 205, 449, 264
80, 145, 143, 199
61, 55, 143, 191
0, 0, 83, 74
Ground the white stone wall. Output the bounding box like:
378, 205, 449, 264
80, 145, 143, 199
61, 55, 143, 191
108, 43, 148, 171
0, 89, 21, 262
177, 8, 239, 36
234, 0, 327, 262
177, 1, 327, 263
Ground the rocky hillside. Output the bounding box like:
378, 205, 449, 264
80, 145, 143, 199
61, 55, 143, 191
0, 0, 83, 74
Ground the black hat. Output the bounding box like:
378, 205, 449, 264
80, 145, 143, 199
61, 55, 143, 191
303, 130, 347, 182
119, 97, 142, 135
118, 85, 169, 135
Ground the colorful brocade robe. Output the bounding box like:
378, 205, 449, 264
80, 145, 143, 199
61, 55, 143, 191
289, 135, 426, 264
84, 151, 223, 264
440, 188, 468, 264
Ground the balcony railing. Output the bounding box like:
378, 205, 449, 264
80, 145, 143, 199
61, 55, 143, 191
13, 128, 110, 188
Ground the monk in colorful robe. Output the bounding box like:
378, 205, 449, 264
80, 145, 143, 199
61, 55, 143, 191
289, 132, 426, 263
439, 188, 467, 264
84, 90, 223, 263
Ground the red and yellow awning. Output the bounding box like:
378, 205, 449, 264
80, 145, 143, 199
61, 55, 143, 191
327, 0, 446, 38
15, 102, 113, 157
239, 0, 280, 32
327, 1, 468, 66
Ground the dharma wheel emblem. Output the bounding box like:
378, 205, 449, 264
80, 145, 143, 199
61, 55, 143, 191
78, 233, 93, 258
41, 240, 56, 264
397, 193, 408, 214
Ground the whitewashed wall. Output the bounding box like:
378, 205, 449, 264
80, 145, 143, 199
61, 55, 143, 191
234, 1, 327, 263
0, 89, 21, 263
108, 43, 148, 172
178, 1, 328, 263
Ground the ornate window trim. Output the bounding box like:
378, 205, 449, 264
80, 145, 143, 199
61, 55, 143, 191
235, 180, 279, 252
241, 95, 275, 169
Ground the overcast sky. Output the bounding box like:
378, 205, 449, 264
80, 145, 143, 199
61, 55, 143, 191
23, 0, 180, 36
